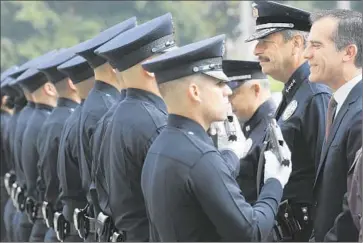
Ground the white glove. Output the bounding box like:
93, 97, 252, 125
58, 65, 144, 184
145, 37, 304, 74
263, 142, 292, 188
210, 114, 246, 159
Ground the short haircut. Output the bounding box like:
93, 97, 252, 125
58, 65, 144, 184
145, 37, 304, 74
281, 29, 309, 48
310, 9, 362, 67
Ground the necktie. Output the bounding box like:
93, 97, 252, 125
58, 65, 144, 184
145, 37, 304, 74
325, 97, 338, 141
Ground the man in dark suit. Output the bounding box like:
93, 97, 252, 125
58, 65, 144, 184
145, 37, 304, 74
304, 9, 362, 242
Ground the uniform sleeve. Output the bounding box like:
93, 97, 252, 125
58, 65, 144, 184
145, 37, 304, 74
303, 93, 330, 171
189, 151, 283, 241
323, 111, 362, 242
42, 126, 62, 203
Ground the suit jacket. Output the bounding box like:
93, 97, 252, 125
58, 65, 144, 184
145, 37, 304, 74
313, 80, 362, 242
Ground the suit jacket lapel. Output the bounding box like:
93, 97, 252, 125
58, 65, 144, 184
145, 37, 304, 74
314, 81, 362, 187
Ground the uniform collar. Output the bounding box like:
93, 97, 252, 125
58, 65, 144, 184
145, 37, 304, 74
120, 89, 127, 101
28, 101, 36, 108
283, 61, 310, 103
126, 88, 167, 113
94, 80, 121, 99
57, 97, 79, 109
242, 98, 276, 137
35, 102, 54, 112
168, 114, 213, 145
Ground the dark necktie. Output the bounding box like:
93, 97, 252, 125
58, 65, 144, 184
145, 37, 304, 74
325, 97, 338, 141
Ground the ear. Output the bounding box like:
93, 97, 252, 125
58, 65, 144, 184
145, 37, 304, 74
44, 82, 58, 97
249, 83, 260, 97
67, 78, 77, 92
292, 35, 304, 55
342, 44, 358, 63
187, 82, 202, 103
143, 68, 155, 79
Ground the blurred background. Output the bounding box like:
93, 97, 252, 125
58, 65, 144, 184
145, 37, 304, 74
1, 1, 361, 92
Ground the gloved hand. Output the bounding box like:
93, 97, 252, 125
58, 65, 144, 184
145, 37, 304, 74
263, 142, 292, 188
210, 113, 246, 159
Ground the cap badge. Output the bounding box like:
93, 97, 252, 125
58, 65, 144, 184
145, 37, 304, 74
282, 100, 298, 121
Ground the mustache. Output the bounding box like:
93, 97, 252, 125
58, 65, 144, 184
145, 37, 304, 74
258, 56, 270, 62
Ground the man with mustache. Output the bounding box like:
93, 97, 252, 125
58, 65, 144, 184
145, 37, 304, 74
304, 9, 362, 242
246, 1, 331, 241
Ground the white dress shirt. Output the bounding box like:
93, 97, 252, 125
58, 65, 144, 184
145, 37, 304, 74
333, 73, 362, 118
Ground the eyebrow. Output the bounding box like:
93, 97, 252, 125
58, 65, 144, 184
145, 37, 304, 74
309, 40, 323, 45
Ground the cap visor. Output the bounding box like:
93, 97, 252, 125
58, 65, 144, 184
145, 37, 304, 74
203, 70, 230, 82
245, 27, 285, 42
161, 45, 178, 53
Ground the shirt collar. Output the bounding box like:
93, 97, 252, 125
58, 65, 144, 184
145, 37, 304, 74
333, 73, 362, 107
57, 97, 79, 109
120, 89, 127, 101
126, 88, 167, 113
28, 101, 36, 108
283, 61, 310, 103
168, 114, 214, 146
242, 98, 276, 137
35, 103, 54, 112
93, 80, 121, 100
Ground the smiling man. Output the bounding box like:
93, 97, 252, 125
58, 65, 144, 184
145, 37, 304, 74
304, 9, 362, 242
246, 1, 331, 241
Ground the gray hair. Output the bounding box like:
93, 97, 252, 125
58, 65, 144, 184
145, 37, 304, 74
310, 9, 362, 67
281, 29, 309, 48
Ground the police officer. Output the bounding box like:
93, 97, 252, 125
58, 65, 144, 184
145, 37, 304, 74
140, 34, 292, 241
1, 70, 17, 241
1, 68, 28, 242
222, 60, 277, 204
246, 1, 332, 241
75, 18, 137, 241
16, 53, 60, 241
93, 13, 176, 241
9, 50, 57, 242
57, 55, 95, 242
37, 47, 84, 242
304, 9, 362, 242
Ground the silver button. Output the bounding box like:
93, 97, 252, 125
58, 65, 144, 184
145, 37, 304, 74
284, 213, 289, 218
303, 216, 308, 221
193, 67, 199, 72
188, 131, 194, 135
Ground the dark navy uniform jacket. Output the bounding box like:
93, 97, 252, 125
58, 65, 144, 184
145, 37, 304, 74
91, 89, 126, 216
58, 101, 87, 222
37, 98, 78, 210
78, 80, 120, 204
237, 98, 276, 203
275, 62, 331, 205
141, 114, 284, 242
4, 104, 24, 175
1, 110, 12, 176
13, 101, 36, 189
108, 88, 167, 241
313, 81, 362, 242
21, 103, 53, 201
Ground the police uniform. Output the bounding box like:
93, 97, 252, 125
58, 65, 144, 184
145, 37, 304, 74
75, 19, 136, 238
222, 60, 277, 204
1, 72, 28, 242
140, 34, 284, 241
246, 1, 332, 241
36, 48, 83, 242
57, 55, 94, 242
0, 73, 16, 241
17, 59, 60, 241
90, 89, 126, 216
94, 13, 176, 241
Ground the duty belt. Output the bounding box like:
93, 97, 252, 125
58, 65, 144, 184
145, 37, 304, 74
73, 205, 96, 240
42, 201, 54, 228
14, 185, 26, 212
95, 212, 126, 242
4, 172, 16, 195
25, 197, 43, 224
273, 200, 311, 242
54, 212, 78, 242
